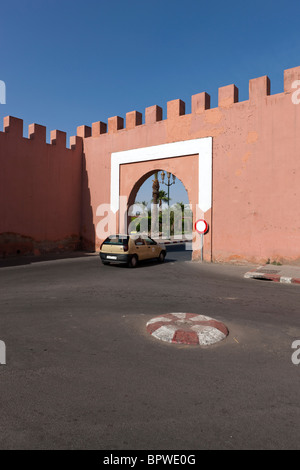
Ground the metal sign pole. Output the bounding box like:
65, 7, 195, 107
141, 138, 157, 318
195, 219, 208, 263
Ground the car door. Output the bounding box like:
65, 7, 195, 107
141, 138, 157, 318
134, 237, 148, 260
144, 237, 160, 259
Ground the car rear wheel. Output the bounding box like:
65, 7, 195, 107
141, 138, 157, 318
128, 255, 138, 268
158, 251, 166, 263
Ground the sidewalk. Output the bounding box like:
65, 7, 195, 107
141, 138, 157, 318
244, 264, 300, 285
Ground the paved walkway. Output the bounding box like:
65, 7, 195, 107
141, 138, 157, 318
244, 264, 300, 285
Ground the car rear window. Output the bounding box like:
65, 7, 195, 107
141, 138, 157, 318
103, 235, 129, 245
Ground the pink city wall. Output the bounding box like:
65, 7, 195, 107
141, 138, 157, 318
80, 65, 300, 264
0, 116, 82, 256
1, 65, 300, 263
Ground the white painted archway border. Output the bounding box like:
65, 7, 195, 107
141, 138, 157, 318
110, 137, 212, 214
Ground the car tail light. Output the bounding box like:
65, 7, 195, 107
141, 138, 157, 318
123, 244, 129, 252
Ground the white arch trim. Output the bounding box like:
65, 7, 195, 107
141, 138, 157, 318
110, 137, 212, 214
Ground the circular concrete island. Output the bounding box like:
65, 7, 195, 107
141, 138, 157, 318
146, 313, 229, 346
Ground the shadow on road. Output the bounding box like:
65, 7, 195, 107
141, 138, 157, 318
0, 244, 192, 269
0, 251, 96, 269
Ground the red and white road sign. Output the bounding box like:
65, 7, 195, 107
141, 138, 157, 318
195, 219, 208, 234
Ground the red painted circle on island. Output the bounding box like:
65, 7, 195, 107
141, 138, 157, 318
146, 313, 229, 346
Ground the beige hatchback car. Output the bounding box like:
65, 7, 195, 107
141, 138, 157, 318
100, 234, 166, 268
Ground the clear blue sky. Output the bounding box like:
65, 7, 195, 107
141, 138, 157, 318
1, 0, 300, 203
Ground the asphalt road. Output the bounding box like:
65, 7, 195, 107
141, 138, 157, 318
0, 246, 299, 450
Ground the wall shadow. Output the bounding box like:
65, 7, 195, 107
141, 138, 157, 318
80, 153, 96, 252
0, 251, 97, 269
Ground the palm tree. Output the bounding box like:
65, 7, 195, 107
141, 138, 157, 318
151, 190, 170, 207
157, 190, 170, 207
176, 202, 185, 212
135, 200, 148, 206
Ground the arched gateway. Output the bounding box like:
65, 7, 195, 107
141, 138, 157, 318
89, 137, 212, 260
111, 138, 212, 260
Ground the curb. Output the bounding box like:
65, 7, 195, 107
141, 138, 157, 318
146, 313, 229, 346
244, 268, 300, 285
158, 240, 191, 245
